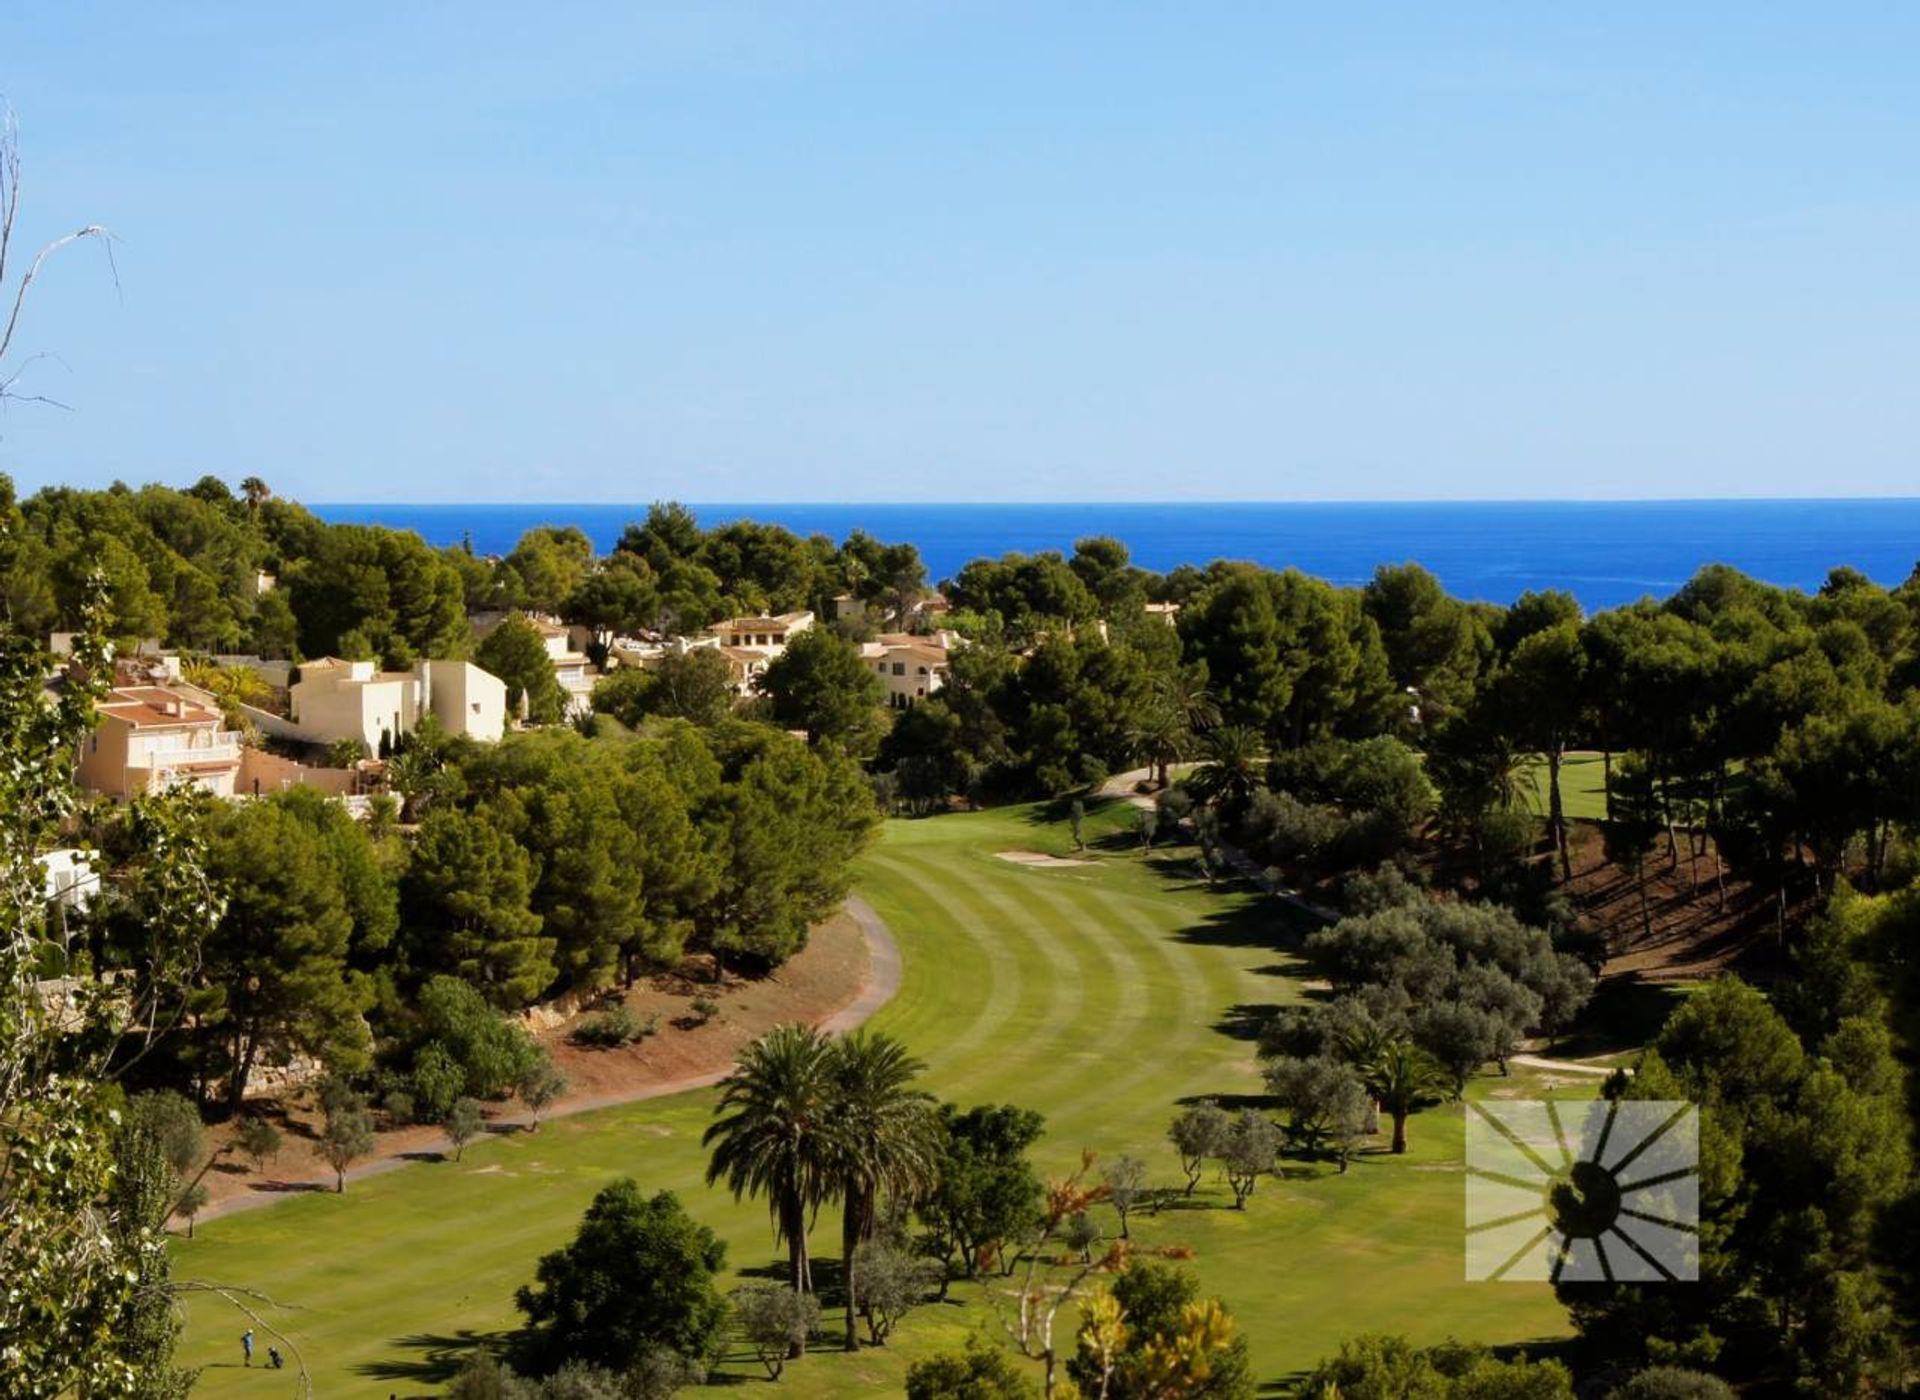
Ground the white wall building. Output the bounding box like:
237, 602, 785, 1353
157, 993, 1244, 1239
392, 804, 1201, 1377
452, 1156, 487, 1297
39, 849, 101, 910
710, 610, 813, 657
289, 658, 508, 751
860, 631, 957, 709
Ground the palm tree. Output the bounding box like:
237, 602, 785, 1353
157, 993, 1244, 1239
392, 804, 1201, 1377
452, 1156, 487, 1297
704, 1025, 842, 1343
1188, 724, 1264, 815
239, 476, 272, 512
1159, 670, 1221, 735
1362, 1040, 1451, 1154
826, 1031, 941, 1351
1127, 701, 1191, 790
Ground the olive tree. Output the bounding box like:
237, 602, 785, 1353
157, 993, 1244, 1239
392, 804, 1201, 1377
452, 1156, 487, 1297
853, 1239, 943, 1345
445, 1096, 485, 1161
1102, 1154, 1148, 1238
1218, 1111, 1281, 1209
1168, 1102, 1230, 1197
732, 1284, 818, 1379
321, 1096, 376, 1192
518, 1059, 568, 1131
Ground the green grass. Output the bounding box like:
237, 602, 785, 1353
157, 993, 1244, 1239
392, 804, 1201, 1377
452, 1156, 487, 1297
173, 799, 1576, 1395
1514, 751, 1751, 826
1515, 751, 1611, 822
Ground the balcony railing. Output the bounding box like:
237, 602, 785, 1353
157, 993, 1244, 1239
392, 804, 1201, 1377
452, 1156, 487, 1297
141, 737, 243, 770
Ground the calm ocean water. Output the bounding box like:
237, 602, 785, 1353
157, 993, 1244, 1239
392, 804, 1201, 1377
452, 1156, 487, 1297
311, 501, 1920, 612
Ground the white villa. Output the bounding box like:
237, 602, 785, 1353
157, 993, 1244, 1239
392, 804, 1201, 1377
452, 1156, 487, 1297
610, 610, 815, 699
860, 630, 960, 709
530, 620, 600, 717
290, 657, 509, 751
39, 849, 101, 911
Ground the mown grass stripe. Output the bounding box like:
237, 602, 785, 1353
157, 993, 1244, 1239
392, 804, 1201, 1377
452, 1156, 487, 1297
174, 804, 1573, 1396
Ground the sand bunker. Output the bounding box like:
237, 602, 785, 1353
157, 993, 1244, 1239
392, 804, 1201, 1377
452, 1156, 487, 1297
996, 850, 1093, 868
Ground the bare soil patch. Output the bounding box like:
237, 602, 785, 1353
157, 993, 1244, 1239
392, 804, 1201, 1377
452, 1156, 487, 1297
1560, 823, 1795, 985
996, 849, 1093, 868
194, 906, 880, 1219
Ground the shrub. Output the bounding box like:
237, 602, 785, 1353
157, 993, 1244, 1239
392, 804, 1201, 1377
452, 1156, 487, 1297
1606, 1368, 1735, 1400
416, 976, 543, 1097
235, 1115, 283, 1173
125, 1090, 206, 1178
907, 1338, 1035, 1399
381, 1089, 417, 1127
688, 997, 719, 1026
1157, 786, 1194, 823
1240, 788, 1343, 869
411, 1042, 466, 1122
572, 1006, 655, 1047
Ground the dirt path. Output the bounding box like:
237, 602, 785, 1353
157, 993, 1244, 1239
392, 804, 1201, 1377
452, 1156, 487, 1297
1095, 766, 1161, 810
1096, 767, 1339, 924
194, 897, 902, 1225
1510, 1053, 1628, 1077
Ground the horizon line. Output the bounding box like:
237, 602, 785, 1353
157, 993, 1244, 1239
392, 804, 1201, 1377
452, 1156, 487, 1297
307, 494, 1920, 509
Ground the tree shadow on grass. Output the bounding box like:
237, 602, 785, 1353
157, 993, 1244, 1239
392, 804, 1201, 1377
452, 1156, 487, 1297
1172, 1091, 1276, 1113
1549, 971, 1685, 1059
734, 1257, 850, 1313
1171, 898, 1295, 950
354, 1327, 519, 1383
1140, 1187, 1232, 1216
1214, 1002, 1282, 1041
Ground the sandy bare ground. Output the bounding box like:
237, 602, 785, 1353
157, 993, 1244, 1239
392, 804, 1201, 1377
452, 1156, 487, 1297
1508, 1053, 1624, 1077
995, 849, 1093, 868
193, 897, 900, 1225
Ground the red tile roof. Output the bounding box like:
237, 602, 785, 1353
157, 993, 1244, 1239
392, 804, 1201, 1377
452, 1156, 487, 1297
97, 687, 221, 728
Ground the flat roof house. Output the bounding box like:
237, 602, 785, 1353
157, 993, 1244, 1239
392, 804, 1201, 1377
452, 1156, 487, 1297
289, 658, 509, 751
531, 621, 600, 718
711, 610, 814, 657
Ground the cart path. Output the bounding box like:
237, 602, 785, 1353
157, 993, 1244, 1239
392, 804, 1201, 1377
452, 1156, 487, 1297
193, 895, 902, 1225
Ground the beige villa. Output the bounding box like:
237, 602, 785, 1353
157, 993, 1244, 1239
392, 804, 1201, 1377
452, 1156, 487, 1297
710, 610, 814, 656
860, 630, 959, 709
77, 686, 244, 798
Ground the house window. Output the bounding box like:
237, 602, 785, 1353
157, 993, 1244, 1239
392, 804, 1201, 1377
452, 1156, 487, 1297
471, 701, 481, 714
891, 662, 906, 676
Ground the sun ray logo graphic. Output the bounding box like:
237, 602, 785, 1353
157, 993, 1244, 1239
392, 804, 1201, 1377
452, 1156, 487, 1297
1464, 1098, 1699, 1283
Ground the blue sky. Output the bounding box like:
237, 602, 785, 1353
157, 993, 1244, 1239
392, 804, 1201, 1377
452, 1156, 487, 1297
4, 4, 1919, 503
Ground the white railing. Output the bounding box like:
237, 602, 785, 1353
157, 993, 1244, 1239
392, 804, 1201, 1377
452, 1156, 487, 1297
141, 737, 243, 769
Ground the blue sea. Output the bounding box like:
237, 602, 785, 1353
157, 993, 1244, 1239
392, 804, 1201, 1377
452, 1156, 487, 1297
311, 500, 1920, 613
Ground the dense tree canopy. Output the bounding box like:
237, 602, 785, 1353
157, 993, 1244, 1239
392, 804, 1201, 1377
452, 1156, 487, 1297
513, 1180, 730, 1376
